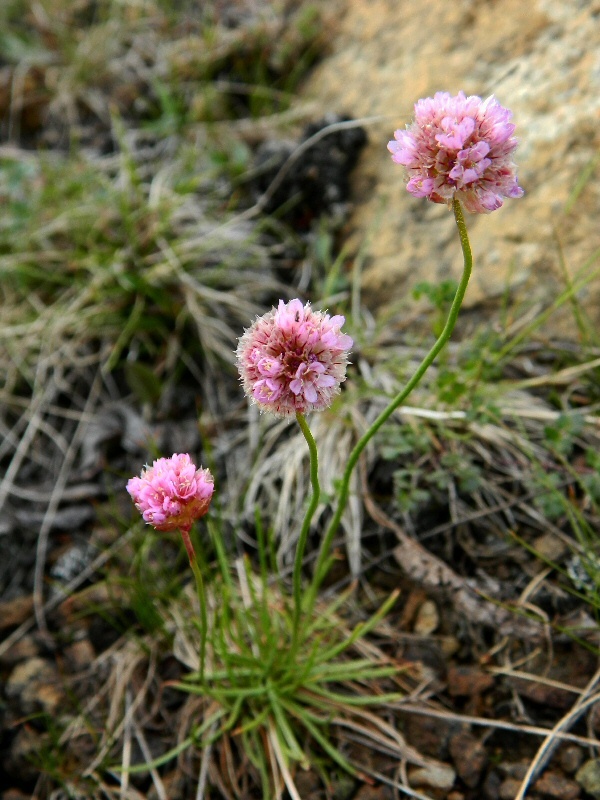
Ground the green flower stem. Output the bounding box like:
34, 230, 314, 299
180, 526, 208, 682
307, 197, 473, 612
292, 412, 321, 648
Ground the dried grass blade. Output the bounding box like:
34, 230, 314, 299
267, 719, 302, 800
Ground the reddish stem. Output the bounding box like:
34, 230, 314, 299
179, 525, 196, 566
179, 525, 208, 682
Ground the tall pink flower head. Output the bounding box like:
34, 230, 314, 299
127, 453, 214, 532
236, 299, 353, 417
388, 91, 524, 213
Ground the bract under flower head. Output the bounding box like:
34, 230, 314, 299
127, 453, 214, 532
388, 91, 524, 213
236, 299, 353, 417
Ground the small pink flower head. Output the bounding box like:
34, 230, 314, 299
236, 299, 353, 417
388, 91, 524, 213
127, 453, 214, 532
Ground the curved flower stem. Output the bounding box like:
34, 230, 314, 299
292, 412, 321, 648
307, 197, 473, 613
180, 526, 208, 682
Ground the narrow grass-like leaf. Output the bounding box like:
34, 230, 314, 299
172, 682, 268, 700
222, 693, 244, 734
209, 520, 236, 594
268, 689, 308, 766
307, 658, 385, 678
318, 590, 399, 662
242, 728, 272, 800
113, 734, 194, 775
280, 698, 357, 777
114, 707, 226, 774
300, 685, 405, 706
303, 582, 357, 638
496, 248, 600, 362
233, 705, 271, 736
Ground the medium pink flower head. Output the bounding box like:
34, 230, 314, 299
388, 91, 524, 213
236, 299, 353, 417
127, 453, 214, 532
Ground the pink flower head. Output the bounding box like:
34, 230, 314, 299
388, 91, 524, 213
127, 453, 214, 532
236, 299, 353, 417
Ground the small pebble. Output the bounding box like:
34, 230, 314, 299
63, 637, 95, 670
576, 759, 600, 799
0, 635, 39, 667
560, 745, 584, 775
534, 770, 580, 799
6, 657, 64, 715
414, 599, 439, 635
0, 595, 34, 632
499, 777, 522, 800
449, 730, 487, 788
447, 665, 494, 697
409, 763, 456, 791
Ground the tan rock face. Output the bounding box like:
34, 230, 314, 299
302, 0, 600, 329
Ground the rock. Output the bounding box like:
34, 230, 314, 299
560, 745, 584, 775
501, 761, 530, 780
6, 657, 46, 696
404, 711, 452, 759
576, 759, 600, 799
63, 637, 95, 670
447, 665, 494, 697
449, 730, 487, 788
301, 0, 600, 334
409, 763, 456, 792
499, 777, 523, 800
398, 587, 427, 629
413, 599, 440, 635
0, 595, 34, 632
483, 770, 502, 800
1, 790, 31, 800
5, 656, 64, 716
532, 532, 569, 562
0, 634, 39, 667
534, 770, 580, 799
439, 636, 461, 658
294, 769, 323, 798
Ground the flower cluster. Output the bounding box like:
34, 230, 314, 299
236, 299, 353, 417
127, 453, 214, 532
388, 91, 523, 213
